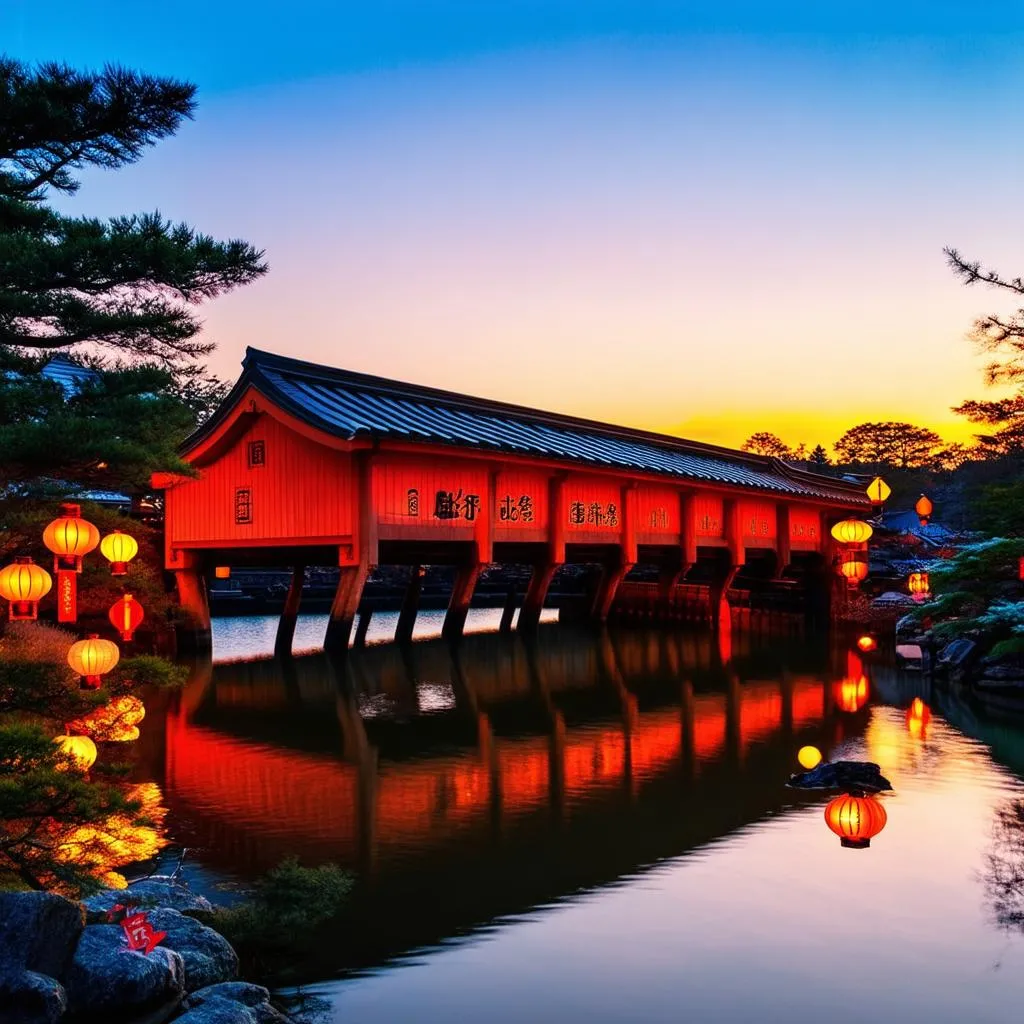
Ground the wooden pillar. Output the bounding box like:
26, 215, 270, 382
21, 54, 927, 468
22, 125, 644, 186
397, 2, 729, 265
274, 564, 306, 659
324, 563, 369, 655
518, 562, 558, 634
353, 608, 373, 647
709, 564, 739, 630
395, 565, 424, 646
591, 556, 633, 624
174, 568, 212, 654
776, 504, 792, 579
443, 561, 482, 643
498, 587, 517, 633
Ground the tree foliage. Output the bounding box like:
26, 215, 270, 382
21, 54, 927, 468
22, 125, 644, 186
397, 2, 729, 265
833, 421, 943, 469
741, 432, 791, 458
809, 443, 830, 466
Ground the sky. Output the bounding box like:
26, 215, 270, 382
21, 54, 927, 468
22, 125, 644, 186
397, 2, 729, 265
4, 1, 1024, 450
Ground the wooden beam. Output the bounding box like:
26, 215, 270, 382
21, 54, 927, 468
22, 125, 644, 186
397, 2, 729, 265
274, 564, 305, 659
681, 492, 697, 570
442, 561, 482, 643
174, 569, 211, 654
498, 586, 517, 633
518, 561, 559, 633
394, 565, 424, 646
723, 497, 744, 568
353, 608, 373, 647
591, 552, 634, 624
776, 503, 792, 578
323, 563, 369, 655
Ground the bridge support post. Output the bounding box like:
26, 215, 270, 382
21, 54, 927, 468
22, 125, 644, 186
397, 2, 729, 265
518, 562, 559, 634
274, 564, 306, 659
324, 563, 369, 655
591, 554, 634, 625
498, 586, 517, 633
395, 565, 424, 646
174, 567, 212, 655
709, 564, 739, 631
442, 561, 482, 643
353, 608, 373, 647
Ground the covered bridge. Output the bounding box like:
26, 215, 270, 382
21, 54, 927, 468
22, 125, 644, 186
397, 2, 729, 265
154, 348, 870, 653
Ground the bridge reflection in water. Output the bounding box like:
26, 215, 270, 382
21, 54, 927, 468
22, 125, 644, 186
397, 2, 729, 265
158, 628, 865, 971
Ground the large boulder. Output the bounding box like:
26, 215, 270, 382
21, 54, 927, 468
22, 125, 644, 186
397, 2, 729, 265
84, 877, 214, 921
0, 891, 84, 978
144, 907, 238, 993
173, 997, 258, 1024
184, 982, 292, 1023
0, 968, 67, 1024
64, 923, 185, 1019
788, 760, 892, 793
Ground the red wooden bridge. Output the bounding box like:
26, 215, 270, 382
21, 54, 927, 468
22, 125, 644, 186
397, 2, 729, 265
154, 349, 869, 654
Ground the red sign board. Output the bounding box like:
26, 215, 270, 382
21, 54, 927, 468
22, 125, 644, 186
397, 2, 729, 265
56, 569, 77, 623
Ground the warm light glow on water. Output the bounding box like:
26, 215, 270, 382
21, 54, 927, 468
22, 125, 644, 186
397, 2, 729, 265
138, 627, 1024, 1022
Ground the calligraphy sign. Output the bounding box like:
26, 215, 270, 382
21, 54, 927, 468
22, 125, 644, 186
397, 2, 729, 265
56, 569, 76, 623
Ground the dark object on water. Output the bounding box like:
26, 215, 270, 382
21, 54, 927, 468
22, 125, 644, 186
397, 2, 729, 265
788, 760, 892, 793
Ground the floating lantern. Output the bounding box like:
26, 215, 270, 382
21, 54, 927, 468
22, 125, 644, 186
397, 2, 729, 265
834, 675, 869, 713
67, 634, 120, 690
906, 697, 932, 740
866, 477, 891, 504
42, 503, 100, 572
53, 733, 98, 772
839, 559, 868, 586
908, 572, 930, 601
856, 634, 878, 653
798, 745, 822, 770
0, 557, 52, 621
99, 530, 139, 576
830, 519, 874, 545
915, 494, 933, 527
108, 594, 144, 641
214, 566, 231, 579
824, 793, 888, 849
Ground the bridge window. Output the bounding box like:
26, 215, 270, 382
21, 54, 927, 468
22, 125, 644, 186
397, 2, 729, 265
235, 488, 252, 524
247, 440, 266, 468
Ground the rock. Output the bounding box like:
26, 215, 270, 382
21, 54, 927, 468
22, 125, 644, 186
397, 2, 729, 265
788, 760, 892, 793
185, 982, 292, 1023
0, 968, 68, 1024
0, 890, 85, 978
173, 996, 258, 1024
938, 638, 977, 670
980, 663, 1024, 682
144, 907, 238, 993
64, 924, 184, 1019
84, 877, 214, 921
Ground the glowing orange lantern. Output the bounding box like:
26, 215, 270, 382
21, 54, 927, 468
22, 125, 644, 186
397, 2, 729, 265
834, 675, 869, 713
99, 530, 139, 576
42, 503, 100, 572
866, 477, 891, 504
908, 572, 930, 601
830, 519, 873, 545
108, 594, 144, 641
214, 566, 231, 579
67, 634, 120, 690
906, 697, 932, 740
53, 733, 98, 771
839, 559, 868, 586
0, 557, 52, 621
824, 793, 888, 848
915, 494, 933, 527
856, 634, 877, 653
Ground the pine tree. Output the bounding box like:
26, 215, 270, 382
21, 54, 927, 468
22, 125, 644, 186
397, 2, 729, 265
809, 444, 830, 466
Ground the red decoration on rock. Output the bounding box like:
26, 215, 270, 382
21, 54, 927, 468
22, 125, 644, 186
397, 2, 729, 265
121, 909, 166, 955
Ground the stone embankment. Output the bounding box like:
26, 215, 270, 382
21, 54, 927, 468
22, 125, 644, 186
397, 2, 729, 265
0, 881, 293, 1024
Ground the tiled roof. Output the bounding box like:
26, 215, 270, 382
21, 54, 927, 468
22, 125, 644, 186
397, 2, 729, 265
186, 348, 869, 507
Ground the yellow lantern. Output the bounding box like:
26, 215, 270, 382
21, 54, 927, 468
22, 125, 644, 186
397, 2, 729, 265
99, 530, 139, 576
856, 634, 878, 653
43, 503, 100, 572
798, 745, 822, 770
0, 557, 52, 620
214, 566, 231, 579
866, 477, 891, 505
839, 559, 868, 586
908, 572, 930, 600
830, 519, 874, 545
54, 734, 98, 772
824, 793, 888, 849
915, 494, 933, 527
67, 634, 120, 689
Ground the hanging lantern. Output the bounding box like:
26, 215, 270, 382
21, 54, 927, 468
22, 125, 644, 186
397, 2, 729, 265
108, 594, 144, 641
830, 519, 874, 545
99, 530, 139, 576
915, 494, 933, 527
67, 634, 120, 690
856, 634, 878, 653
0, 557, 52, 621
798, 745, 822, 770
214, 566, 231, 579
824, 793, 888, 848
53, 733, 98, 772
906, 697, 932, 740
839, 559, 868, 586
42, 503, 100, 572
866, 477, 891, 504
908, 572, 930, 601
834, 675, 869, 713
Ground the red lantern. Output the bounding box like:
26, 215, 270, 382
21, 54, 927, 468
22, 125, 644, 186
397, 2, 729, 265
839, 559, 868, 586
908, 572, 930, 602
915, 494, 933, 527
0, 557, 52, 621
856, 635, 877, 653
824, 793, 888, 848
109, 593, 144, 641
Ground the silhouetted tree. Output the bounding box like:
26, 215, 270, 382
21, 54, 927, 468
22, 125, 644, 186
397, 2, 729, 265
809, 444, 830, 466
833, 421, 943, 469
741, 432, 791, 458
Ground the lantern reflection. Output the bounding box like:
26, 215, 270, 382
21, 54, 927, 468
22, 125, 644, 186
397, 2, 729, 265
840, 559, 868, 586
908, 572, 930, 602
834, 675, 869, 713
824, 792, 888, 849
906, 697, 932, 740
53, 733, 98, 771
70, 695, 146, 743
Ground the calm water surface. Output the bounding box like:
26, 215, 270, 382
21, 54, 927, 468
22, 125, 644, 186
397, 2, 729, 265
134, 616, 1024, 1023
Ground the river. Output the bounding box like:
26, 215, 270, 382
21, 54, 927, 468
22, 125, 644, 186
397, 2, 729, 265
129, 613, 1024, 1023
